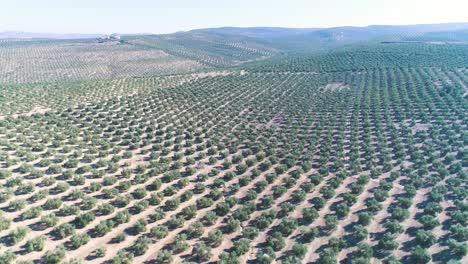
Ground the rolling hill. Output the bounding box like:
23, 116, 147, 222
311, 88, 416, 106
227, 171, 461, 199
192, 23, 468, 50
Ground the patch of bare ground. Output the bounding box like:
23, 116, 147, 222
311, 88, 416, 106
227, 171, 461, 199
171, 70, 249, 87
428, 41, 449, 45
433, 80, 443, 88
190, 70, 248, 79
411, 123, 430, 134
320, 82, 350, 91
273, 71, 319, 75
264, 112, 284, 129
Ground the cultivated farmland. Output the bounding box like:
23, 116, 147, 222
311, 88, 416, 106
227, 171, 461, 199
0, 30, 466, 264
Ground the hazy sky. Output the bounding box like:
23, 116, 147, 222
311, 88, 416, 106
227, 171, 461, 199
1, 0, 467, 34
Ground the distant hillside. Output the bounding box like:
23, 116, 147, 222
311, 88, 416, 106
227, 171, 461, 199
3, 22, 468, 49
189, 27, 320, 39
125, 32, 278, 67
394, 29, 468, 43
192, 23, 468, 50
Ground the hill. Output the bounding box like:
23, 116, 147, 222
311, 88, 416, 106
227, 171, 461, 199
0, 32, 277, 83
193, 23, 468, 50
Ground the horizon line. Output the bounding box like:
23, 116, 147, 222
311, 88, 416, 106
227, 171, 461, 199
1, 21, 468, 36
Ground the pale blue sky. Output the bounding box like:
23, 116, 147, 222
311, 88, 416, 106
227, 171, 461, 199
1, 0, 467, 34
